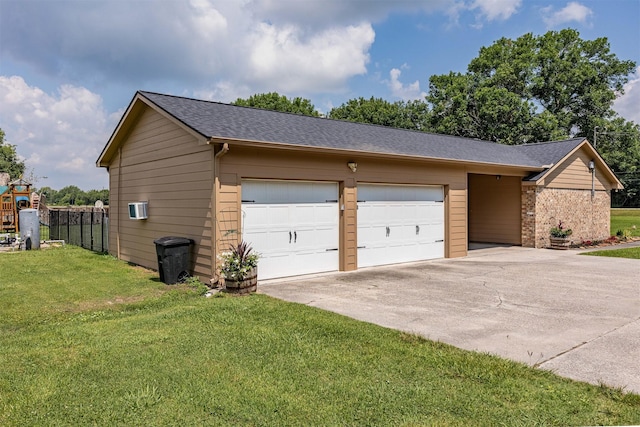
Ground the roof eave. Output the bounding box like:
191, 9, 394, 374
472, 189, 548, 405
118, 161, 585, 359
206, 136, 545, 172
528, 139, 623, 189
96, 92, 208, 168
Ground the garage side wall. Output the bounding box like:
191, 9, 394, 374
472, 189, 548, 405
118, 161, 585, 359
468, 174, 521, 245
108, 107, 214, 279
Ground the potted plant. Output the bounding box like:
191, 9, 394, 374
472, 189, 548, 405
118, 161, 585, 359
549, 220, 573, 249
218, 241, 259, 294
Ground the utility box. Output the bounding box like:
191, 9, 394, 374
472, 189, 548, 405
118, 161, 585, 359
153, 236, 194, 284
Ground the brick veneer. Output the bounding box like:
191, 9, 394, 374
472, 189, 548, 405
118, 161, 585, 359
521, 187, 610, 248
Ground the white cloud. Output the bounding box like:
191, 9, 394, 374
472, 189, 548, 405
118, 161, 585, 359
0, 0, 386, 99
252, 0, 455, 28
387, 68, 426, 101
470, 0, 521, 21
614, 66, 640, 124
541, 2, 593, 28
0, 76, 111, 190
248, 23, 375, 93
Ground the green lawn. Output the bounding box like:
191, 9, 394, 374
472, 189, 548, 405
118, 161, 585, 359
583, 246, 640, 259
1, 247, 639, 426
611, 208, 640, 237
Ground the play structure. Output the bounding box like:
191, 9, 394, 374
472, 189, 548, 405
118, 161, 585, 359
0, 177, 33, 233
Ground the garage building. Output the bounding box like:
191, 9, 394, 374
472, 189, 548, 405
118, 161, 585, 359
97, 92, 622, 281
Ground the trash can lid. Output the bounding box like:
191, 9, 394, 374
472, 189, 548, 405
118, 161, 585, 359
153, 236, 194, 247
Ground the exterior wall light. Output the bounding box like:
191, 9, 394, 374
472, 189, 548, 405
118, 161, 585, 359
347, 161, 357, 173
588, 160, 595, 171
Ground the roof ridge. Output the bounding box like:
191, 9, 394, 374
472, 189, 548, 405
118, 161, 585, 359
517, 137, 586, 147
139, 90, 519, 147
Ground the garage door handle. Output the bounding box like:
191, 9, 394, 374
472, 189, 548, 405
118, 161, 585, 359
289, 231, 292, 243
241, 200, 255, 203
386, 226, 390, 237
416, 225, 420, 235
294, 231, 297, 243
325, 248, 338, 251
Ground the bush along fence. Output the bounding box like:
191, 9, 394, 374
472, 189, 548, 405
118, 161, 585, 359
48, 207, 109, 253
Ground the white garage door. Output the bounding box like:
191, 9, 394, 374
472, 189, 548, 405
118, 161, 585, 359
358, 184, 444, 268
242, 180, 339, 280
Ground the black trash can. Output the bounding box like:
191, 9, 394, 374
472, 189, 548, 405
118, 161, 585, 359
153, 236, 194, 284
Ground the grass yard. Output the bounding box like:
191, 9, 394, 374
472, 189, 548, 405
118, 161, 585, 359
611, 208, 640, 237
1, 247, 639, 426
582, 246, 640, 259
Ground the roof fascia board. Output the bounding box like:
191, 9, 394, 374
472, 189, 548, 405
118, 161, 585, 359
96, 93, 208, 167
137, 93, 208, 143
96, 93, 144, 167
583, 140, 624, 189
207, 136, 545, 172
532, 139, 623, 189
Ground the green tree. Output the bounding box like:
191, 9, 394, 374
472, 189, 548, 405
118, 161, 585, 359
38, 186, 58, 204
232, 92, 320, 116
56, 185, 87, 206
86, 189, 109, 205
426, 29, 639, 205
328, 97, 430, 131
595, 119, 640, 207
427, 29, 636, 143
0, 128, 26, 180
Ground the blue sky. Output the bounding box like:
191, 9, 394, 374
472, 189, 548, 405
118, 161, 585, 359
1, 0, 639, 190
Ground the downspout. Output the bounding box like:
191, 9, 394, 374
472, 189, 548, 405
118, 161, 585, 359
589, 160, 595, 199
209, 141, 229, 283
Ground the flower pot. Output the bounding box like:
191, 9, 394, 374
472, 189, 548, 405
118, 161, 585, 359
549, 236, 571, 250
224, 267, 257, 294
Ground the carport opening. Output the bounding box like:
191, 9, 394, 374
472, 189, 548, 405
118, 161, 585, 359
468, 174, 522, 247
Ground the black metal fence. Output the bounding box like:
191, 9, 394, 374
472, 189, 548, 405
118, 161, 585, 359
48, 208, 109, 253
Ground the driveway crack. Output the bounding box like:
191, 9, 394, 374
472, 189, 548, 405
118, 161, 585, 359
535, 316, 640, 368
482, 281, 503, 308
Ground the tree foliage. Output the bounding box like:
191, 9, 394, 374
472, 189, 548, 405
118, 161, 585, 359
427, 29, 636, 145
236, 30, 639, 205
38, 186, 109, 206
328, 97, 430, 131
0, 128, 26, 180
232, 92, 320, 116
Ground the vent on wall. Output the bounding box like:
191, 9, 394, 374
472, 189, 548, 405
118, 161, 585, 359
128, 202, 148, 220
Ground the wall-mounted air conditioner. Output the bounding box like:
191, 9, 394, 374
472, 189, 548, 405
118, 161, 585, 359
128, 202, 148, 220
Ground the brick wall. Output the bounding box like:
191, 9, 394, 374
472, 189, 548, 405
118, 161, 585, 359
521, 187, 536, 247
521, 186, 610, 248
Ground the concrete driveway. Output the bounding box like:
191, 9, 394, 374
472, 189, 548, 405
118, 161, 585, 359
259, 245, 640, 394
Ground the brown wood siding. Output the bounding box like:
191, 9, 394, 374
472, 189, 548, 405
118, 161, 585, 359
107, 149, 120, 259
468, 174, 521, 245
217, 173, 240, 257
543, 149, 609, 190
109, 107, 214, 279
340, 179, 357, 270
447, 188, 467, 257
217, 146, 469, 269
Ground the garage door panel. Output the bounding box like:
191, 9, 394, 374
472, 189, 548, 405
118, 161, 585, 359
358, 184, 444, 268
242, 181, 339, 280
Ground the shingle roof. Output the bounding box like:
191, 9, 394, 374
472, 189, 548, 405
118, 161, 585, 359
513, 138, 586, 181
138, 91, 570, 169
513, 138, 585, 166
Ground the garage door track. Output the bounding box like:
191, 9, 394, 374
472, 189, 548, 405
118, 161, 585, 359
260, 246, 640, 394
